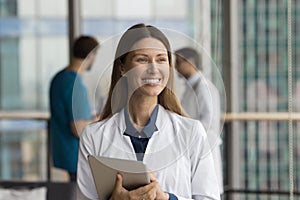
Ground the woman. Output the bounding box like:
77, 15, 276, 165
77, 23, 220, 200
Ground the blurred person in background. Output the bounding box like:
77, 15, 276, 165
175, 47, 223, 194
49, 36, 99, 182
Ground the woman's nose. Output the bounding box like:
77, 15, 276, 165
146, 62, 158, 74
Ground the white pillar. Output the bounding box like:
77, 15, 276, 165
222, 0, 240, 199
192, 0, 211, 78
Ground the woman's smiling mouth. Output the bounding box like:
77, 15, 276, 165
141, 78, 161, 85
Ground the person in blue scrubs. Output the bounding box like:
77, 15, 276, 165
49, 36, 99, 182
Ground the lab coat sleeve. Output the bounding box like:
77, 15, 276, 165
77, 125, 99, 200
174, 195, 217, 200
192, 195, 219, 200
195, 82, 212, 131
189, 121, 221, 200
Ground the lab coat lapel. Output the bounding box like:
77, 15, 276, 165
143, 106, 187, 170
105, 109, 137, 160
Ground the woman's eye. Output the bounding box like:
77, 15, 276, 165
157, 57, 168, 63
136, 57, 148, 63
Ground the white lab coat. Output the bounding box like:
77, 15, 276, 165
181, 72, 223, 194
77, 105, 220, 200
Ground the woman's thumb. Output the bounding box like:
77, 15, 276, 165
115, 173, 123, 187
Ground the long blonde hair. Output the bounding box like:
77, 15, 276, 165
100, 23, 185, 120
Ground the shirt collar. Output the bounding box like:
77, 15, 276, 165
187, 72, 202, 86
124, 105, 159, 138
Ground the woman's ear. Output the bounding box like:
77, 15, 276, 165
119, 63, 126, 76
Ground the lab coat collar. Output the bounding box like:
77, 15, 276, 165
123, 105, 159, 138
187, 72, 202, 87
114, 104, 167, 137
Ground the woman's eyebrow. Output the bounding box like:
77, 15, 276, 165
132, 52, 168, 56
131, 53, 148, 57
157, 53, 168, 56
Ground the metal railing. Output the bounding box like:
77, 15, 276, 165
0, 111, 50, 180
1, 111, 299, 199
223, 112, 300, 200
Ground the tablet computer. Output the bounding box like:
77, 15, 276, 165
88, 155, 150, 200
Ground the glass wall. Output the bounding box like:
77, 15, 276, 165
0, 0, 68, 180
240, 0, 300, 193
0, 0, 68, 110
220, 0, 300, 199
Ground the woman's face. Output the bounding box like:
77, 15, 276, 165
120, 37, 170, 98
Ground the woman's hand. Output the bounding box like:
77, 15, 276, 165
150, 172, 169, 200
152, 181, 169, 200
109, 173, 157, 200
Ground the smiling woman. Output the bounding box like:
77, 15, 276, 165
77, 23, 221, 200
120, 38, 170, 100
101, 23, 183, 119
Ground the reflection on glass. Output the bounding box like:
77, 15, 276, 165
0, 120, 47, 180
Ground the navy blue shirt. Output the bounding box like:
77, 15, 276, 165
123, 105, 178, 200
124, 105, 158, 161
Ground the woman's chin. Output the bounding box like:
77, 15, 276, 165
137, 86, 164, 97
